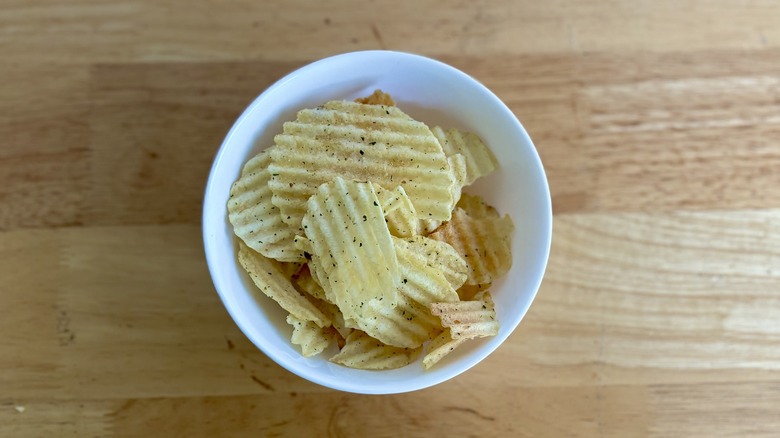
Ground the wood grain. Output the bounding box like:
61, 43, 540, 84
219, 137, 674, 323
2, 0, 780, 436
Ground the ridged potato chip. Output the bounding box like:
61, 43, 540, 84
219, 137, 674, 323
432, 127, 497, 185
330, 330, 421, 370
269, 100, 456, 230
395, 238, 459, 306
298, 283, 353, 341
357, 238, 460, 348
362, 292, 443, 349
422, 329, 468, 370
430, 291, 499, 340
414, 154, 467, 235
293, 235, 337, 304
447, 153, 468, 206
228, 149, 304, 262
238, 242, 330, 328
393, 235, 468, 290
286, 314, 335, 357
456, 193, 499, 219
294, 265, 329, 302
373, 183, 418, 238
430, 207, 514, 286
302, 177, 400, 323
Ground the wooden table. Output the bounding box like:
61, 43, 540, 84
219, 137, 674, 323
2, 1, 779, 436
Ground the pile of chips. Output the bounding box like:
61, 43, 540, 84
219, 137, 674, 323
227, 90, 514, 370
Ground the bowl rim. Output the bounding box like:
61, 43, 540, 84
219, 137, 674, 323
202, 50, 552, 394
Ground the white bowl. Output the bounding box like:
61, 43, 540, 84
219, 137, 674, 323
203, 50, 552, 394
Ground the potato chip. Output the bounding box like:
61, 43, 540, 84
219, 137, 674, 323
302, 177, 399, 323
394, 238, 459, 306
286, 314, 335, 357
432, 127, 497, 185
330, 330, 421, 370
294, 265, 329, 302
422, 329, 468, 370
456, 283, 491, 301
361, 291, 443, 349
347, 235, 467, 348
228, 149, 304, 262
373, 183, 418, 238
238, 242, 330, 328
293, 235, 336, 303
430, 207, 514, 285
355, 89, 395, 106
456, 193, 499, 219
393, 235, 468, 290
269, 100, 455, 230
299, 285, 353, 341
430, 291, 499, 340
414, 154, 467, 235
447, 153, 468, 206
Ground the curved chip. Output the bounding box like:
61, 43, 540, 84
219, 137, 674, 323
447, 153, 468, 206
302, 177, 399, 323
422, 329, 468, 370
456, 193, 499, 219
294, 265, 329, 302
430, 208, 514, 286
373, 183, 418, 238
393, 235, 468, 290
330, 330, 421, 370
431, 291, 499, 340
238, 242, 330, 328
414, 154, 467, 235
432, 127, 497, 185
362, 292, 443, 349
269, 100, 455, 230
286, 314, 335, 357
228, 149, 304, 262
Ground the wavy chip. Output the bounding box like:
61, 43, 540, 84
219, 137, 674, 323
430, 207, 514, 285
456, 193, 499, 219
447, 153, 468, 206
269, 100, 455, 230
228, 149, 304, 262
363, 292, 444, 349
238, 242, 329, 328
432, 127, 497, 185
373, 183, 418, 238
414, 154, 467, 235
302, 177, 399, 323
294, 265, 329, 302
431, 291, 499, 340
358, 240, 459, 348
296, 280, 353, 341
330, 330, 421, 370
422, 329, 468, 370
286, 314, 335, 357
394, 235, 468, 290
